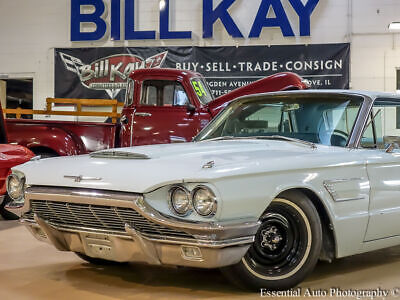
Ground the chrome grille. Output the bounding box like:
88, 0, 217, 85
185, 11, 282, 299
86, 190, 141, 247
24, 200, 193, 239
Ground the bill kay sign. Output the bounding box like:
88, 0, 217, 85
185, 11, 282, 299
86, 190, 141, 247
71, 0, 320, 41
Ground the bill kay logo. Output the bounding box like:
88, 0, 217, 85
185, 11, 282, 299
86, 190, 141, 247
59, 51, 168, 98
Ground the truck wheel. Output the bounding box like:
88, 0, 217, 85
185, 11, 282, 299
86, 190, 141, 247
0, 195, 19, 220
221, 195, 322, 291
75, 253, 127, 265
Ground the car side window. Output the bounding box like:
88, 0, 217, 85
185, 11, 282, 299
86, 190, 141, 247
140, 80, 189, 107
360, 100, 400, 149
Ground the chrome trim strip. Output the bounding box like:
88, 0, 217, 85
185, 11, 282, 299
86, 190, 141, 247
334, 196, 365, 202
323, 178, 364, 184
64, 175, 102, 182
24, 186, 260, 241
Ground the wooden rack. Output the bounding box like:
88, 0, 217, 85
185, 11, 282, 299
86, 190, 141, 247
3, 98, 124, 124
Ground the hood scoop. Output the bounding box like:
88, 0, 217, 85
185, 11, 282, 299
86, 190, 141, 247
90, 150, 151, 160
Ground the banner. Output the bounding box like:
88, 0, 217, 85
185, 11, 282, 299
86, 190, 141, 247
55, 43, 349, 102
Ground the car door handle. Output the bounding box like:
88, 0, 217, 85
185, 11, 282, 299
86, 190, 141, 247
135, 112, 152, 117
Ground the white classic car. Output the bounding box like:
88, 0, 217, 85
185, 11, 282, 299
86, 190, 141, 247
8, 90, 400, 290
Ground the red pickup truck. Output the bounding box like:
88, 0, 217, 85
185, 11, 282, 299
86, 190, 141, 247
6, 69, 307, 156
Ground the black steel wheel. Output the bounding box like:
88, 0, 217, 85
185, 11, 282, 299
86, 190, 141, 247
221, 193, 322, 291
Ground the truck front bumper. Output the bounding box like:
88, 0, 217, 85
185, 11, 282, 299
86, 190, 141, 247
20, 186, 260, 268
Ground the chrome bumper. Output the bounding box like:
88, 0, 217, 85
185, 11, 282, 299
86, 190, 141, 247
21, 186, 260, 268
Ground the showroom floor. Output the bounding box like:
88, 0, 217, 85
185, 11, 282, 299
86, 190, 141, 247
1, 218, 400, 300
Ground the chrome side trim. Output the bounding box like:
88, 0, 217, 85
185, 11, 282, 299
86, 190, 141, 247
24, 186, 260, 242
333, 196, 365, 202
323, 178, 363, 184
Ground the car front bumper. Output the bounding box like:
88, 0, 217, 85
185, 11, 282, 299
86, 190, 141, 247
21, 186, 260, 268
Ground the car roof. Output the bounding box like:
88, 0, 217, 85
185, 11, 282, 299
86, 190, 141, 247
234, 89, 400, 102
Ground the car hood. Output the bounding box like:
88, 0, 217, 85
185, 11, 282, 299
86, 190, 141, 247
15, 140, 353, 193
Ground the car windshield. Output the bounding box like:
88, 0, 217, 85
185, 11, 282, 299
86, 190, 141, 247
190, 77, 214, 105
194, 93, 364, 147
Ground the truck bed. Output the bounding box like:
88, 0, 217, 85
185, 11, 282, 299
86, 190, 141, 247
6, 119, 118, 156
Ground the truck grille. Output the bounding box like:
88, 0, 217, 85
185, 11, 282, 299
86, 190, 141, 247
23, 200, 193, 239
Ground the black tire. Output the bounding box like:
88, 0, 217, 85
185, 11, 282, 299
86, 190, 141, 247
0, 195, 19, 220
221, 193, 322, 291
75, 253, 127, 265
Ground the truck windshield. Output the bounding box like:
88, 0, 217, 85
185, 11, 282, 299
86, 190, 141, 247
191, 78, 213, 105
194, 94, 364, 147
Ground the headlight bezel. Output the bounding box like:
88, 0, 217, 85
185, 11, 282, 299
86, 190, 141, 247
6, 171, 26, 202
168, 185, 193, 217
191, 185, 218, 217
168, 184, 217, 218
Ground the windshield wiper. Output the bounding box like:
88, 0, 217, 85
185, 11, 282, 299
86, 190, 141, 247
199, 135, 317, 148
252, 135, 317, 149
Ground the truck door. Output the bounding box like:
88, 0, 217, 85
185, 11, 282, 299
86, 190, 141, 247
131, 79, 201, 146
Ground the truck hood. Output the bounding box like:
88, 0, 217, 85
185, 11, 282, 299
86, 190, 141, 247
15, 140, 353, 194
206, 72, 308, 116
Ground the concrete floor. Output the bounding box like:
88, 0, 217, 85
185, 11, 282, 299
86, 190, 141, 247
1, 219, 400, 300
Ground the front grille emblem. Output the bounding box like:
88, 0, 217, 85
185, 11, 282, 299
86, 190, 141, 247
64, 175, 102, 182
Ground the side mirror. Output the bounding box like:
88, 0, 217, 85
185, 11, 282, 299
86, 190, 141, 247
384, 136, 400, 153
187, 103, 196, 114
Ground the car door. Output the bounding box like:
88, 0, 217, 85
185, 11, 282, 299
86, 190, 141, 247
362, 99, 400, 241
132, 79, 201, 146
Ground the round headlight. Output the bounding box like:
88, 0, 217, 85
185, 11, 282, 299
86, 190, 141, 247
192, 186, 217, 217
7, 173, 25, 202
169, 186, 191, 216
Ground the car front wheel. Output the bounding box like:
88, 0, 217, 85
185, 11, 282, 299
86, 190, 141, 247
221, 194, 322, 291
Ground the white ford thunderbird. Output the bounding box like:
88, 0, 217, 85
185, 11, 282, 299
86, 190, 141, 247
8, 90, 400, 290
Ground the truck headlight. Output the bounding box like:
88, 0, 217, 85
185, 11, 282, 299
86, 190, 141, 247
169, 186, 192, 216
6, 171, 26, 203
192, 186, 217, 217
